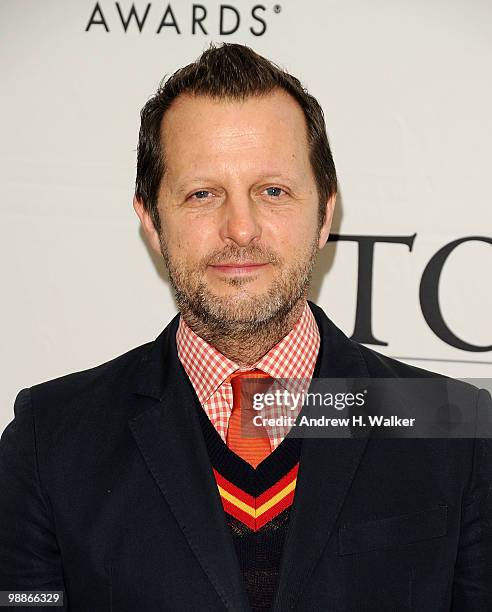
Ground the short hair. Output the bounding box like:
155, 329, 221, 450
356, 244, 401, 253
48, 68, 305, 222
135, 42, 337, 233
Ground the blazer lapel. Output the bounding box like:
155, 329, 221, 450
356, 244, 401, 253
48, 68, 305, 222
127, 314, 250, 611
272, 302, 373, 611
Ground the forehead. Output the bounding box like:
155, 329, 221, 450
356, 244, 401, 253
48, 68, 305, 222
159, 89, 311, 179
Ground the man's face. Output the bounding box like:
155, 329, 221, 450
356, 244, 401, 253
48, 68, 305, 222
135, 89, 335, 328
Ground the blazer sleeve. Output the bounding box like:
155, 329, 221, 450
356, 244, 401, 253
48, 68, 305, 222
451, 388, 492, 611
0, 388, 67, 606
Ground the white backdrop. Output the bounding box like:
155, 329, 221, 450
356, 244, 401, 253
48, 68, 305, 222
1, 0, 491, 433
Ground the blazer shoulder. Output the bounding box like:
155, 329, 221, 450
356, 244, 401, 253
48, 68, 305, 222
356, 343, 445, 379
309, 300, 479, 394
355, 342, 486, 405
27, 340, 153, 407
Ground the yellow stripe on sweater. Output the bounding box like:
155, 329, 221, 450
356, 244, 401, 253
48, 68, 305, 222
256, 479, 297, 516
217, 478, 297, 519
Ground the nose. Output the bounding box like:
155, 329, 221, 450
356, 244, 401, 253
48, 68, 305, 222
219, 193, 261, 247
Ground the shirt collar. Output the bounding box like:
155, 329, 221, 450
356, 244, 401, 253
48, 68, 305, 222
176, 301, 320, 406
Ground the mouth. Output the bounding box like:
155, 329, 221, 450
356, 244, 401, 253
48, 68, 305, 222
208, 262, 269, 275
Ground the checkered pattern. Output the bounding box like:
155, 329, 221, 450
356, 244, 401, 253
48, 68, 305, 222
176, 301, 320, 450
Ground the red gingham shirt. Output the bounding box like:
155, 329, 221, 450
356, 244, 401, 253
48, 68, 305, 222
176, 301, 320, 450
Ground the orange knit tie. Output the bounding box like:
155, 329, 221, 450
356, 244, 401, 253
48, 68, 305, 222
226, 369, 272, 468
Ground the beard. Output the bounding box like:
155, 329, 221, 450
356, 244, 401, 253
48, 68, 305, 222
159, 235, 320, 335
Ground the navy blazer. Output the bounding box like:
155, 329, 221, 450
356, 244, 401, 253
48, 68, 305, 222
1, 302, 491, 611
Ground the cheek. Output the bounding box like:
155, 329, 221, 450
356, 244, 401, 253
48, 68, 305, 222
162, 215, 219, 260
264, 214, 317, 255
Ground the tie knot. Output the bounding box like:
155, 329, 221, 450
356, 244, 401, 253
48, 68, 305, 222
228, 369, 273, 411
229, 369, 272, 402
229, 367, 270, 382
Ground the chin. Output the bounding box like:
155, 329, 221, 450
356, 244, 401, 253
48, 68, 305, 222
210, 282, 268, 300
202, 294, 283, 325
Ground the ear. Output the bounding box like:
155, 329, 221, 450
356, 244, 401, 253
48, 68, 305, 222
133, 195, 162, 256
317, 193, 337, 249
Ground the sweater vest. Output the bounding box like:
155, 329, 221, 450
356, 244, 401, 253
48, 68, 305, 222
195, 399, 303, 611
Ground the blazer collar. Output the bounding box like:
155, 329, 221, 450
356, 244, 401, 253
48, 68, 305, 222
128, 302, 372, 611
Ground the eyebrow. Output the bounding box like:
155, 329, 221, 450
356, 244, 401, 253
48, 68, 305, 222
172, 179, 214, 198
173, 173, 301, 195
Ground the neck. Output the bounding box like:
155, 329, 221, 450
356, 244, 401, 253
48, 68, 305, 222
181, 299, 307, 367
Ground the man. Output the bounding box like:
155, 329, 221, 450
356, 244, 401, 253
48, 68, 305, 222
0, 43, 491, 611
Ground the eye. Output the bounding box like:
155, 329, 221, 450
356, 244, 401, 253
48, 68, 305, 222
189, 190, 212, 200
263, 186, 286, 198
